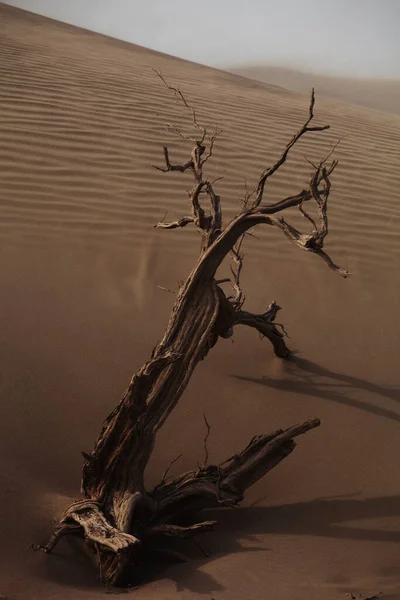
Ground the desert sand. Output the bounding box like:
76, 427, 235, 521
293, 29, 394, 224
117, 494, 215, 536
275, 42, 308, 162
1, 4, 400, 599
229, 65, 400, 117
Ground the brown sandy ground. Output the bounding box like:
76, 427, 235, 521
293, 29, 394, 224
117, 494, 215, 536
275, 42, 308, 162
1, 4, 400, 599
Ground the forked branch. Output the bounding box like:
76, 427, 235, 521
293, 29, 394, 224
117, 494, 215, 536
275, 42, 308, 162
153, 72, 224, 249
153, 68, 206, 143
228, 235, 246, 310
252, 88, 330, 207
153, 145, 195, 174
233, 301, 290, 358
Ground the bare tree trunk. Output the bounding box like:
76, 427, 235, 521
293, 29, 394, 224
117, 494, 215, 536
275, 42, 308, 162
37, 76, 348, 586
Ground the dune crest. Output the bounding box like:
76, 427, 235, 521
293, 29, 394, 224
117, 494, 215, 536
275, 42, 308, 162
229, 65, 400, 116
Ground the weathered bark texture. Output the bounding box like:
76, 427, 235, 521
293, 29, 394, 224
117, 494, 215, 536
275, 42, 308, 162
38, 76, 348, 586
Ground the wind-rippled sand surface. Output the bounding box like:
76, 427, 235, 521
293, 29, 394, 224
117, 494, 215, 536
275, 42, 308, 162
230, 65, 400, 117
1, 4, 400, 599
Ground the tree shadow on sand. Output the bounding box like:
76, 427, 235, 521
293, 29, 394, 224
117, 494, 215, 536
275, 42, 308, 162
38, 491, 400, 595
37, 357, 400, 595
233, 355, 400, 423
156, 493, 400, 593
137, 493, 400, 594
211, 494, 400, 544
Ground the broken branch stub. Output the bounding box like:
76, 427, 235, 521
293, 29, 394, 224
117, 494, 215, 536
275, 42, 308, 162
41, 76, 347, 586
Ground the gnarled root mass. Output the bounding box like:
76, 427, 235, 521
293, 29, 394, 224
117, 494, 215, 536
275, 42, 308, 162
39, 75, 347, 586
41, 419, 320, 586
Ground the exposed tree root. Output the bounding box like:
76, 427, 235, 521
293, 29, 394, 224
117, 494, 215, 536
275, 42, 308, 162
43, 420, 320, 585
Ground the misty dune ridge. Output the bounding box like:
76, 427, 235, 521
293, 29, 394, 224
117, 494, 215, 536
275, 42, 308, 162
229, 65, 400, 117
1, 4, 400, 600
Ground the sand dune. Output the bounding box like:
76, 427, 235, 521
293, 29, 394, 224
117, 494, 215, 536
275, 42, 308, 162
1, 4, 400, 600
229, 65, 400, 116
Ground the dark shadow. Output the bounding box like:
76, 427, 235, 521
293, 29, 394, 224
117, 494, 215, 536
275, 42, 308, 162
134, 542, 227, 595
124, 521, 268, 595
37, 530, 228, 595
233, 355, 400, 423
205, 494, 400, 545
34, 495, 400, 595
32, 536, 103, 591
135, 494, 400, 593
290, 357, 400, 402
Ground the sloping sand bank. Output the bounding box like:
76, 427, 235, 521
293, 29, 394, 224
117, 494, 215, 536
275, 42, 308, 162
229, 65, 400, 116
1, 4, 400, 599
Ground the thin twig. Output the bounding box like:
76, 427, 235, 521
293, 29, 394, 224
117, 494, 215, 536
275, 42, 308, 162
157, 285, 176, 294
211, 169, 226, 185
202, 413, 211, 467
245, 228, 260, 241
160, 453, 183, 485
323, 136, 344, 164
153, 68, 206, 142
298, 202, 318, 230
202, 127, 223, 165
304, 136, 343, 171
193, 536, 210, 558
241, 178, 256, 208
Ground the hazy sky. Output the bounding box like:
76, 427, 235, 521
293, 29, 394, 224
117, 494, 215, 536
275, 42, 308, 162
4, 0, 400, 78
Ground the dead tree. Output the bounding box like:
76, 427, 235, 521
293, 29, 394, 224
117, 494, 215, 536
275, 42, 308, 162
37, 75, 348, 586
